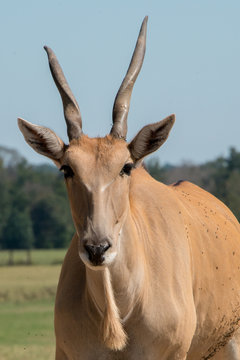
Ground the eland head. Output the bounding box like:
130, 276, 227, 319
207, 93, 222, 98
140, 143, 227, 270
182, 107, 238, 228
18, 17, 175, 270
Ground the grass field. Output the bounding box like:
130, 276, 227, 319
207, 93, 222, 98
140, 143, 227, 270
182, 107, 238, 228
0, 249, 67, 266
0, 300, 55, 360
0, 250, 67, 360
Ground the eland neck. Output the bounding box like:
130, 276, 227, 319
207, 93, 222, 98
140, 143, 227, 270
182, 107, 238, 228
85, 210, 147, 324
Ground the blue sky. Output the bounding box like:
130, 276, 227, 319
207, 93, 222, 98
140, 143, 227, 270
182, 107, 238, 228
1, 0, 240, 165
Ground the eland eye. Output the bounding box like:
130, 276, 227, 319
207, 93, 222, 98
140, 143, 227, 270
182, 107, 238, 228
120, 163, 135, 177
60, 165, 74, 179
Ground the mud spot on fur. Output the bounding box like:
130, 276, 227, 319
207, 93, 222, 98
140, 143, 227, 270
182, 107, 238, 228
173, 180, 185, 187
202, 314, 240, 359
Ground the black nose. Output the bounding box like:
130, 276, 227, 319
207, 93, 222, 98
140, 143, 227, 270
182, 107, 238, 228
84, 242, 111, 266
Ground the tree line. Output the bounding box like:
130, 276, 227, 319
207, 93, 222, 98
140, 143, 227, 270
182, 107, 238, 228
0, 146, 74, 264
0, 145, 240, 264
147, 147, 240, 221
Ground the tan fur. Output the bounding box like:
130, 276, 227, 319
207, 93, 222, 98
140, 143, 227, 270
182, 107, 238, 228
20, 18, 240, 357
101, 268, 128, 350
212, 328, 240, 359
19, 119, 240, 359
18, 36, 240, 357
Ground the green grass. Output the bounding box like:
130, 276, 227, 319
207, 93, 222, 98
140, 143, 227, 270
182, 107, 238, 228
0, 255, 65, 359
0, 265, 61, 302
0, 300, 54, 345
0, 300, 55, 360
0, 249, 67, 266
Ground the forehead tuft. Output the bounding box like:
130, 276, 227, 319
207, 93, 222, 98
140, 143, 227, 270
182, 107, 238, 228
65, 135, 130, 167
70, 134, 125, 152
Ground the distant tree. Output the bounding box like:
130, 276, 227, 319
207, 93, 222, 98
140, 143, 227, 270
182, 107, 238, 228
2, 144, 240, 256
147, 158, 166, 182
228, 147, 240, 172
0, 158, 10, 246
146, 148, 240, 224
225, 170, 240, 220
206, 156, 228, 201
2, 208, 34, 265
31, 196, 72, 249
0, 145, 24, 167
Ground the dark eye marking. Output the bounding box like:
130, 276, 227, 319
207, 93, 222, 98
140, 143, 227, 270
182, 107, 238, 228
120, 163, 135, 177
60, 165, 74, 179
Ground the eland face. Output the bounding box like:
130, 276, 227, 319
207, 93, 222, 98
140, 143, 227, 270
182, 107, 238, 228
18, 16, 174, 271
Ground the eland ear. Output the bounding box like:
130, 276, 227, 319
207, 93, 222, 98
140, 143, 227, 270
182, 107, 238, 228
128, 114, 175, 162
18, 118, 65, 165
